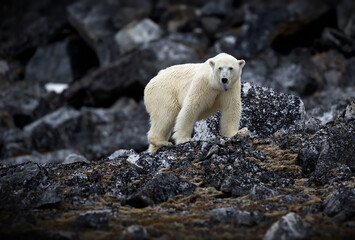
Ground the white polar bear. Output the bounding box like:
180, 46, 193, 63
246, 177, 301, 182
144, 53, 245, 152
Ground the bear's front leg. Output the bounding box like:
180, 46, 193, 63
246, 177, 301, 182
220, 97, 242, 138
173, 103, 197, 145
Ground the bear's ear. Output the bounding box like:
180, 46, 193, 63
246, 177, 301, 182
209, 60, 215, 69
238, 59, 245, 68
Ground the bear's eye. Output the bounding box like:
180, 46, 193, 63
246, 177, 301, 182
218, 67, 222, 71
228, 67, 233, 70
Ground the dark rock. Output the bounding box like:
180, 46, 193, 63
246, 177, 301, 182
194, 82, 305, 139
298, 118, 355, 184
271, 4, 337, 54
271, 62, 313, 96
0, 128, 32, 159
25, 38, 99, 85
67, 0, 151, 66
233, 4, 291, 58
0, 162, 53, 209
73, 213, 109, 230
25, 41, 73, 84
0, 86, 50, 128
263, 212, 307, 240
323, 187, 355, 223
127, 172, 196, 208
0, 60, 10, 87
320, 28, 355, 57
0, 1, 72, 60
36, 183, 63, 208
210, 207, 269, 227
23, 103, 149, 160
114, 18, 163, 54
303, 88, 355, 125
24, 107, 81, 151
113, 166, 142, 198
64, 38, 198, 108
0, 210, 37, 228
250, 183, 280, 201
337, 0, 355, 38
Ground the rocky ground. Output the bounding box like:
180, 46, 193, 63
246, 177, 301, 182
0, 0, 355, 239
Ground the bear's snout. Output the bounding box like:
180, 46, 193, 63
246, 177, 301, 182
221, 78, 228, 84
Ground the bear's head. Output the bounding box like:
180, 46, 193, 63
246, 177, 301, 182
209, 53, 245, 91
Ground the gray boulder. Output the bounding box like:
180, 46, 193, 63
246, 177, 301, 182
210, 207, 269, 227
323, 187, 355, 223
263, 212, 307, 240
298, 115, 355, 185
25, 41, 73, 84
114, 18, 163, 54
23, 102, 149, 160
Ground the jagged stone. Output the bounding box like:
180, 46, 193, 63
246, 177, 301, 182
127, 172, 196, 207
323, 187, 355, 223
298, 118, 355, 185
263, 212, 307, 240
250, 183, 280, 201
114, 18, 163, 54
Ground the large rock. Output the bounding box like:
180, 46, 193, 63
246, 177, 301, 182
0, 86, 50, 128
298, 115, 355, 185
0, 162, 63, 209
323, 187, 355, 223
25, 41, 73, 84
194, 82, 305, 140
231, 4, 291, 58
23, 101, 149, 160
263, 212, 307, 240
127, 172, 196, 208
210, 207, 269, 227
25, 38, 99, 85
64, 38, 198, 108
270, 2, 337, 54
67, 0, 152, 66
0, 128, 32, 159
0, 0, 72, 59
114, 18, 163, 54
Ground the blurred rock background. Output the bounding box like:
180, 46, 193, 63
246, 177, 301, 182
0, 0, 354, 162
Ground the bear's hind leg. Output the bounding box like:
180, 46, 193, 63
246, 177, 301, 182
147, 113, 175, 152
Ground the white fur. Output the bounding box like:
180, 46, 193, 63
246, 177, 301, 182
144, 53, 245, 152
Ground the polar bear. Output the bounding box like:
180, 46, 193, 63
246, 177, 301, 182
144, 53, 245, 152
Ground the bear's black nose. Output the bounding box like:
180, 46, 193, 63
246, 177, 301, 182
221, 78, 228, 84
